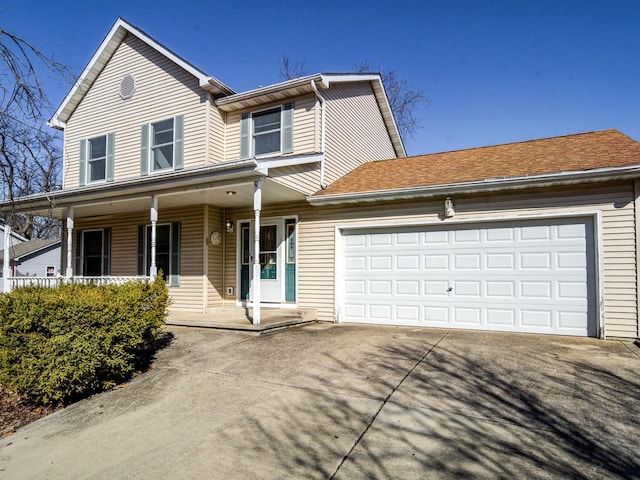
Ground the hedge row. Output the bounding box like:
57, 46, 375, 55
0, 278, 169, 406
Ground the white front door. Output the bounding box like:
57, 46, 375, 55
238, 219, 285, 303
257, 220, 284, 302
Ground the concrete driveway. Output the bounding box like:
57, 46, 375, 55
1, 324, 639, 479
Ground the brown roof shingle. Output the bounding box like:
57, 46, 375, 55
316, 129, 640, 196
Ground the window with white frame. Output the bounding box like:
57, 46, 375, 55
137, 222, 181, 286
140, 115, 184, 175
79, 133, 115, 186
75, 229, 111, 277
240, 103, 293, 158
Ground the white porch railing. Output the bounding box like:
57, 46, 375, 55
5, 276, 152, 291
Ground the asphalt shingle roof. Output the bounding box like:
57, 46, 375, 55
316, 129, 640, 196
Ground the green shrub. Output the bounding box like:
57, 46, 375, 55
0, 277, 169, 406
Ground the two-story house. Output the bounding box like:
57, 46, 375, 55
3, 18, 640, 340
1, 18, 403, 324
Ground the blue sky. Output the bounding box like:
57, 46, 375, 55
3, 0, 639, 155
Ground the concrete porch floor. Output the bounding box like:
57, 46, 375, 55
166, 307, 318, 332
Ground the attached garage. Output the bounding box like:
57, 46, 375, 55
338, 216, 598, 337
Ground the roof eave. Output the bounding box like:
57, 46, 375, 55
0, 159, 260, 215
307, 165, 640, 206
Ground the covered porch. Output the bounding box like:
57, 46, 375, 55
1, 157, 316, 326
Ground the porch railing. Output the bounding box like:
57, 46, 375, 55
5, 276, 152, 291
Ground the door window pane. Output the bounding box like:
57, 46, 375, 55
260, 225, 277, 280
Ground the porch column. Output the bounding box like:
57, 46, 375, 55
150, 196, 158, 278
3, 224, 10, 293
66, 208, 74, 277
252, 178, 264, 325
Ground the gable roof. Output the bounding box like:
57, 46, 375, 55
0, 238, 60, 263
49, 18, 235, 129
310, 129, 640, 204
216, 73, 405, 157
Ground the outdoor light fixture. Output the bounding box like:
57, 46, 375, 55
226, 190, 237, 196
444, 197, 455, 218
225, 220, 234, 233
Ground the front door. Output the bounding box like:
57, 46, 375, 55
239, 218, 293, 303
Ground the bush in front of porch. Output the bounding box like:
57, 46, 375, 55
0, 278, 169, 406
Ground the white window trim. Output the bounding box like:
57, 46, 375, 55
148, 118, 175, 174
78, 229, 108, 277
251, 105, 282, 158
86, 135, 107, 184
139, 222, 180, 286
246, 103, 293, 158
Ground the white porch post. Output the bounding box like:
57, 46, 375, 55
252, 178, 264, 325
150, 196, 158, 278
66, 208, 74, 277
3, 224, 11, 293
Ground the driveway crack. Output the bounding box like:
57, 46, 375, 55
329, 330, 451, 479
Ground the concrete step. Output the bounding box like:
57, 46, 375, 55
167, 307, 318, 332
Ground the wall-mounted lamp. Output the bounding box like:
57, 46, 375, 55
225, 220, 234, 233
444, 197, 455, 218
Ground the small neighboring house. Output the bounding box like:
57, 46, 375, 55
1, 18, 639, 340
0, 238, 61, 278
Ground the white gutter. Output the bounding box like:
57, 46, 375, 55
310, 80, 327, 189
307, 164, 640, 206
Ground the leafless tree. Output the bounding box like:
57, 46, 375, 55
278, 56, 428, 141
0, 28, 72, 239
278, 55, 308, 81
354, 61, 428, 140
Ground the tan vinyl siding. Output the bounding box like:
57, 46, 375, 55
322, 82, 396, 186
225, 182, 637, 337
224, 95, 317, 161
64, 34, 208, 189
208, 102, 225, 164
207, 205, 224, 307
74, 206, 206, 312
269, 164, 322, 196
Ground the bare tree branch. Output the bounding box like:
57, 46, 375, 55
279, 55, 308, 81
353, 62, 429, 140
0, 28, 71, 239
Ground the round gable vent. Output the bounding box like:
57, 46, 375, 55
119, 74, 136, 100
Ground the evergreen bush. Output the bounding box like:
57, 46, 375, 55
0, 278, 169, 406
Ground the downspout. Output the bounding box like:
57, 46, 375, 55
310, 80, 327, 189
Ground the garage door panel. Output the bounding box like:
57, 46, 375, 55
341, 217, 596, 336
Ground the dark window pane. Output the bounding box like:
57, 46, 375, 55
254, 132, 280, 156
89, 159, 106, 182
152, 119, 174, 146
153, 144, 173, 170
83, 230, 103, 277
89, 136, 106, 160
253, 109, 280, 133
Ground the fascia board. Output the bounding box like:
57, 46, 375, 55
307, 165, 640, 206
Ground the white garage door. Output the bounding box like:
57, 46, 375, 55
340, 217, 597, 336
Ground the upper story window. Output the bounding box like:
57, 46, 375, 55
78, 133, 115, 186
140, 115, 184, 176
240, 103, 293, 159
